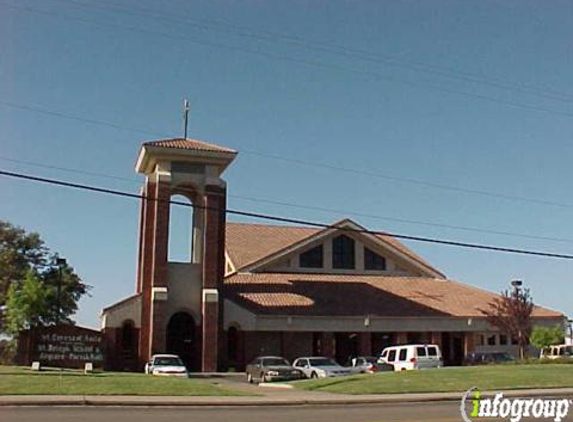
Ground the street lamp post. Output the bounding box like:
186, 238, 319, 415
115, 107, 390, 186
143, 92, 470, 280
510, 279, 523, 293
510, 279, 524, 359
55, 258, 66, 326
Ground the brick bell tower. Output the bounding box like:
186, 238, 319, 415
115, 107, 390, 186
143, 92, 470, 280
134, 138, 237, 371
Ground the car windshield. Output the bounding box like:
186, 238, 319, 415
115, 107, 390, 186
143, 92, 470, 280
263, 358, 290, 366
309, 358, 337, 366
154, 357, 183, 366
364, 357, 378, 364
564, 346, 573, 356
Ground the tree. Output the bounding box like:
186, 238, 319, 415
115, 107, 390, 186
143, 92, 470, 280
0, 220, 90, 333
5, 271, 48, 334
0, 220, 46, 312
39, 256, 89, 326
530, 325, 565, 352
481, 287, 534, 359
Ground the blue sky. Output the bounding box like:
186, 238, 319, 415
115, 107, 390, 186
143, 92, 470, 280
1, 0, 572, 329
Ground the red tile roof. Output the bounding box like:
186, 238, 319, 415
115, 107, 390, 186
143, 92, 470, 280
226, 223, 321, 270
144, 138, 236, 154
225, 221, 443, 277
224, 273, 562, 318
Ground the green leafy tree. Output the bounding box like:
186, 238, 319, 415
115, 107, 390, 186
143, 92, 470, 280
481, 287, 534, 359
5, 271, 48, 334
0, 220, 90, 333
40, 257, 89, 326
0, 220, 46, 312
530, 325, 565, 352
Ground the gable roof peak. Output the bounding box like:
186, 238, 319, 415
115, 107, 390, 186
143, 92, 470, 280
225, 220, 445, 278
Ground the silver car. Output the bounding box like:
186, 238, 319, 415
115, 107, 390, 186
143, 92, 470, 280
144, 354, 188, 377
292, 356, 352, 378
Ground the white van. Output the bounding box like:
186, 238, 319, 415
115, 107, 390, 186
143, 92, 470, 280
540, 344, 573, 360
378, 344, 443, 371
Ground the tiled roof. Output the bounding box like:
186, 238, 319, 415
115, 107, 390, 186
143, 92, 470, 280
226, 223, 321, 270
372, 232, 439, 276
143, 138, 237, 154
224, 273, 562, 318
225, 221, 443, 277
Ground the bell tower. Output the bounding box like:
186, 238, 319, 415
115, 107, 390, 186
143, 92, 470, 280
134, 138, 237, 371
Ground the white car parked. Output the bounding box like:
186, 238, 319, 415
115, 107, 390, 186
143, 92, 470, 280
144, 354, 189, 377
292, 357, 352, 379
378, 344, 443, 371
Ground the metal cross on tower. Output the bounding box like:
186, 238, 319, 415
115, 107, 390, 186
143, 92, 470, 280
183, 99, 190, 139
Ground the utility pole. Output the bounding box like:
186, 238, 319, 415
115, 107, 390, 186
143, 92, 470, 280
183, 99, 190, 139
510, 279, 524, 359
55, 257, 66, 326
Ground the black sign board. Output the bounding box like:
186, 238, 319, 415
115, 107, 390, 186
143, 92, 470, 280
17, 325, 104, 368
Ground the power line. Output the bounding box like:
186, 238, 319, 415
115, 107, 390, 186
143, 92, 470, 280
50, 0, 573, 104
2, 168, 573, 260
2, 154, 573, 244
3, 99, 573, 210
4, 2, 573, 119
1, 101, 164, 137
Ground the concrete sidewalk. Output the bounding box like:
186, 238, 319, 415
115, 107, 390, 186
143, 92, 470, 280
1, 387, 572, 407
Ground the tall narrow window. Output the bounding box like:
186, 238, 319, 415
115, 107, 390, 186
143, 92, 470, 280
332, 235, 355, 269
364, 247, 386, 270
300, 245, 323, 268
168, 194, 193, 262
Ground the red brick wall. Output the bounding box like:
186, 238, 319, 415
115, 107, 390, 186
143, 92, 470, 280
243, 331, 283, 365
136, 186, 146, 294
281, 332, 313, 362
201, 301, 219, 371
322, 332, 335, 358
464, 332, 475, 356
201, 185, 227, 371
138, 180, 156, 365
358, 333, 372, 356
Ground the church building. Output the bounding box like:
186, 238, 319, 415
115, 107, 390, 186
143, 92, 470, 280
101, 138, 564, 372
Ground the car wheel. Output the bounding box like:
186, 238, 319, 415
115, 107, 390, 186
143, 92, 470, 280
311, 371, 318, 379
247, 373, 253, 384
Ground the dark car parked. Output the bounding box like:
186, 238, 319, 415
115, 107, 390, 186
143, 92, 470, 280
246, 356, 302, 383
464, 352, 516, 365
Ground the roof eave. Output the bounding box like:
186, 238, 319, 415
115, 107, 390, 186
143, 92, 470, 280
135, 145, 237, 175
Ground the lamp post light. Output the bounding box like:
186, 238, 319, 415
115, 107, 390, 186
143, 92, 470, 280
510, 279, 524, 359
55, 257, 66, 326
510, 279, 523, 293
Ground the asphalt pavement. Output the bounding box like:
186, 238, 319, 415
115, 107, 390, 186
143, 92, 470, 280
0, 402, 480, 422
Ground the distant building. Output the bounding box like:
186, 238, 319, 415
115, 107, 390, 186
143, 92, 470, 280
101, 138, 564, 371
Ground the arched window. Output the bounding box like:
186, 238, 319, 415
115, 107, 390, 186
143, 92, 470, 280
121, 320, 136, 356
332, 235, 355, 269
168, 194, 193, 262
166, 312, 196, 370
227, 326, 239, 362
300, 245, 324, 268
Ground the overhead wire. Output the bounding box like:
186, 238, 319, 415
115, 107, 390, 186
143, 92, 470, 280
1, 154, 573, 244
2, 168, 573, 260
2, 99, 573, 210
3, 2, 573, 119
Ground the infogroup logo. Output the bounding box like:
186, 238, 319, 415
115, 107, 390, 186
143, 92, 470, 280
460, 387, 572, 422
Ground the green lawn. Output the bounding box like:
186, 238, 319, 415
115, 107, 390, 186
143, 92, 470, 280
295, 364, 573, 395
0, 366, 251, 396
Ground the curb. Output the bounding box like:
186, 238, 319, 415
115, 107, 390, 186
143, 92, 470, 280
257, 383, 294, 389
1, 388, 572, 407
